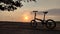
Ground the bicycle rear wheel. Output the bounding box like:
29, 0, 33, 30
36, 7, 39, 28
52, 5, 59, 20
30, 20, 37, 28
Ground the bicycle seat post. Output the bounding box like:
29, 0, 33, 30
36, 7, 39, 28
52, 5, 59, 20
43, 11, 48, 21
33, 11, 38, 20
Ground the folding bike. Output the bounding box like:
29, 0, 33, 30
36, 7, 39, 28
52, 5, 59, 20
30, 11, 56, 29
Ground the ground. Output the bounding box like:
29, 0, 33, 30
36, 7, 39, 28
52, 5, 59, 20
0, 21, 60, 34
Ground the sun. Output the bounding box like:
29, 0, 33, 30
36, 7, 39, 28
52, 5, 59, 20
25, 16, 28, 20
20, 12, 33, 22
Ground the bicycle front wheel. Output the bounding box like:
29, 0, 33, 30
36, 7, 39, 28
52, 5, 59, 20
46, 19, 56, 29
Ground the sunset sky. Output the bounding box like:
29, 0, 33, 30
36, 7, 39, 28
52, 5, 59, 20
0, 0, 60, 22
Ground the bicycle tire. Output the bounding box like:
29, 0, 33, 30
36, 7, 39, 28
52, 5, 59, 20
46, 19, 56, 29
30, 20, 37, 28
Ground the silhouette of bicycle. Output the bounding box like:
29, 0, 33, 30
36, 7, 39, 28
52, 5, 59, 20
30, 11, 56, 29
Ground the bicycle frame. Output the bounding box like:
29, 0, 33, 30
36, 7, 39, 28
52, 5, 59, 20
33, 11, 48, 21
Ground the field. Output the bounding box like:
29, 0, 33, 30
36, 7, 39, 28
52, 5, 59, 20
0, 21, 60, 34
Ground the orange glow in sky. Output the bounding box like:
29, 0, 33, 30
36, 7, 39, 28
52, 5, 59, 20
18, 11, 33, 22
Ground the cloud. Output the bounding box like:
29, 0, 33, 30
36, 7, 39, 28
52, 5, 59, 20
47, 9, 60, 15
